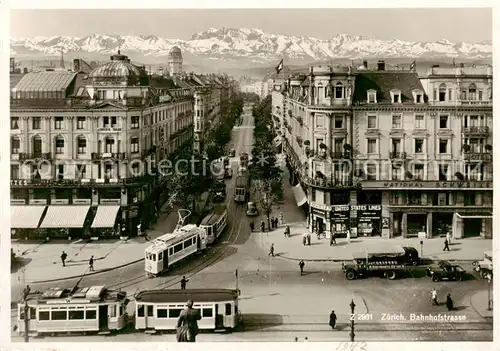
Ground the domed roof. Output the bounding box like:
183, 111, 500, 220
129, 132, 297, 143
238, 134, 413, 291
168, 46, 183, 59
89, 51, 141, 79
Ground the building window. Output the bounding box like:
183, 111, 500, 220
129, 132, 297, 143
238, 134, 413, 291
334, 138, 343, 153
366, 164, 377, 180
11, 164, 20, 179
77, 137, 87, 154
77, 117, 85, 129
392, 165, 402, 180
55, 137, 65, 154
105, 138, 115, 153
335, 83, 343, 99
460, 89, 467, 100
54, 117, 63, 129
334, 115, 343, 129
32, 117, 41, 130
468, 84, 477, 100
367, 92, 376, 103
448, 89, 453, 101
439, 164, 449, 181
439, 115, 449, 129
11, 117, 19, 129
11, 137, 20, 154
415, 114, 424, 129
367, 138, 377, 154
392, 93, 401, 103
33, 136, 42, 154
131, 137, 139, 153
413, 164, 424, 180
76, 164, 86, 180
414, 139, 424, 153
131, 116, 139, 129
97, 90, 105, 100
391, 138, 401, 153
316, 138, 324, 151
415, 94, 422, 103
439, 139, 448, 154
111, 116, 117, 128
478, 90, 483, 101
315, 115, 324, 128
439, 84, 446, 101
392, 114, 402, 129
367, 115, 377, 129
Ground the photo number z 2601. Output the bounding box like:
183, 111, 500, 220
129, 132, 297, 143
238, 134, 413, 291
350, 313, 373, 321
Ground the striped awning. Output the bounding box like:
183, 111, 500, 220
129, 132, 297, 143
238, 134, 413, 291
11, 206, 46, 229
292, 184, 307, 207
457, 212, 493, 219
40, 205, 90, 228
91, 206, 120, 228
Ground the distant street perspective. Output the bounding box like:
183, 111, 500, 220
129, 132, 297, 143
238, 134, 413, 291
9, 8, 493, 344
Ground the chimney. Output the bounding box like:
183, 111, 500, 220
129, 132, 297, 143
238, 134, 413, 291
363, 60, 368, 69
73, 59, 81, 73
377, 60, 385, 71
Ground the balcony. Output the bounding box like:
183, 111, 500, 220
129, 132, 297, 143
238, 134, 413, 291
390, 152, 407, 159
301, 172, 354, 189
462, 126, 489, 136
97, 126, 122, 133
10, 175, 154, 188
18, 152, 52, 162
91, 152, 127, 161
459, 100, 492, 106
463, 152, 493, 162
330, 152, 351, 159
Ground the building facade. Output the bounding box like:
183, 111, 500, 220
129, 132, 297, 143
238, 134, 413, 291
274, 62, 493, 239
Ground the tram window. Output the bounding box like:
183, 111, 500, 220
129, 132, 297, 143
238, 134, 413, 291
119, 305, 124, 316
85, 310, 97, 319
174, 244, 182, 253
109, 305, 117, 318
20, 307, 36, 320
193, 237, 197, 243
157, 309, 168, 318
147, 305, 154, 317
69, 310, 84, 320
152, 254, 156, 261
234, 305, 238, 315
225, 303, 232, 316
39, 311, 50, 320
137, 305, 145, 317
169, 248, 173, 255
169, 308, 182, 318
184, 238, 192, 248
52, 310, 68, 320
158, 252, 163, 261
207, 227, 212, 236
202, 308, 213, 318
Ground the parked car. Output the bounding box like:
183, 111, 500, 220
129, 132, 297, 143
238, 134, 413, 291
224, 167, 233, 179
213, 180, 226, 202
472, 251, 493, 279
246, 202, 258, 216
426, 260, 466, 282
229, 148, 236, 157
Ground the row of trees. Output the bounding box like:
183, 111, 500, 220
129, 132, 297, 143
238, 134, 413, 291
248, 95, 284, 229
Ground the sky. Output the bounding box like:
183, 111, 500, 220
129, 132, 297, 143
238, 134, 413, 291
10, 8, 492, 42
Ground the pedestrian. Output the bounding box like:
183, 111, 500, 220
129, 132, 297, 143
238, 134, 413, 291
284, 225, 290, 238
60, 251, 68, 267
446, 232, 451, 245
302, 233, 307, 246
180, 276, 189, 290
304, 337, 309, 342
137, 222, 142, 236
446, 293, 454, 311
307, 233, 311, 246
330, 233, 337, 246
176, 300, 201, 342
261, 220, 265, 233
347, 228, 351, 243
88, 255, 94, 271
22, 285, 31, 300
431, 287, 438, 305
299, 260, 305, 275
269, 243, 275, 257
443, 238, 450, 251
249, 221, 254, 232
329, 310, 337, 329
279, 212, 283, 226
294, 337, 299, 342
274, 217, 278, 229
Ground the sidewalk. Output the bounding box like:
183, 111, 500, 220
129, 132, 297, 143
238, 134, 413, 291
11, 207, 182, 284
470, 290, 494, 319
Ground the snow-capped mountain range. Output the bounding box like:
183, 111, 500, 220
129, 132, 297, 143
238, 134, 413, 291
10, 27, 492, 64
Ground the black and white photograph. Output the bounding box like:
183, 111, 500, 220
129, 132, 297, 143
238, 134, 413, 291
5, 2, 497, 348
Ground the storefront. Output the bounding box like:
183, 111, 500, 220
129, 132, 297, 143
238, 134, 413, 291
90, 205, 121, 238
39, 205, 91, 239
329, 205, 350, 238
354, 204, 382, 237
11, 205, 47, 240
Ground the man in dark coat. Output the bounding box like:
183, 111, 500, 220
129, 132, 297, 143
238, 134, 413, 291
180, 276, 189, 290
61, 251, 68, 267
299, 260, 305, 275
176, 300, 201, 342
443, 238, 450, 251
446, 293, 454, 311
329, 310, 337, 329
88, 255, 94, 271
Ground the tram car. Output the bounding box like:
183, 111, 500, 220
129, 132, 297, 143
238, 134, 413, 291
145, 225, 207, 277
199, 205, 228, 245
16, 285, 128, 336
134, 289, 241, 332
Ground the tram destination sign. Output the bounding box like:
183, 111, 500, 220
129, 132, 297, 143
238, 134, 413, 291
362, 181, 492, 190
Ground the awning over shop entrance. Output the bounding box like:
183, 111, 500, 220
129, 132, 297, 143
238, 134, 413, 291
292, 184, 307, 207
40, 205, 90, 228
457, 212, 493, 219
11, 205, 46, 229
91, 206, 120, 228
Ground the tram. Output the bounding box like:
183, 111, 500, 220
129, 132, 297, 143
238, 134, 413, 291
134, 289, 241, 332
16, 285, 128, 335
199, 205, 228, 245
234, 174, 249, 203
144, 224, 207, 276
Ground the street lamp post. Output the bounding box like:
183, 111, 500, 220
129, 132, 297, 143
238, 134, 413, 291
350, 299, 356, 342
420, 240, 424, 258
487, 274, 493, 310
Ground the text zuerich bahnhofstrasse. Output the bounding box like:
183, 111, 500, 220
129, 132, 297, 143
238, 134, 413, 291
381, 313, 467, 322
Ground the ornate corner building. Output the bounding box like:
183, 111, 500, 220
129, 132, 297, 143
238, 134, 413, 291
10, 50, 235, 240
273, 61, 492, 240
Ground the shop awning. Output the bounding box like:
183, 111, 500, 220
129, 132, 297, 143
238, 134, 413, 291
292, 184, 307, 207
40, 205, 90, 228
91, 206, 120, 228
11, 205, 46, 229
457, 212, 493, 219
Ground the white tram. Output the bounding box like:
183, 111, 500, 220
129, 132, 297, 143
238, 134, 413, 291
17, 285, 128, 335
134, 289, 241, 332
199, 205, 228, 245
145, 225, 207, 276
